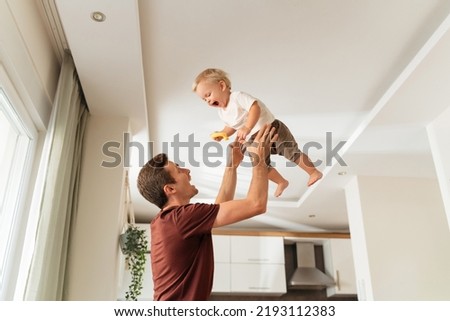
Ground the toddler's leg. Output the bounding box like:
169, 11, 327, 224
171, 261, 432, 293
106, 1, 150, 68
295, 153, 323, 187
268, 168, 289, 197
268, 119, 322, 187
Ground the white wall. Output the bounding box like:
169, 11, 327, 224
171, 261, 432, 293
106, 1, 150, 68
428, 106, 450, 229
346, 175, 450, 300
63, 115, 128, 300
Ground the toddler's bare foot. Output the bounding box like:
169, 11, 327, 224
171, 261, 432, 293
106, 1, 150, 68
307, 170, 323, 187
274, 180, 289, 197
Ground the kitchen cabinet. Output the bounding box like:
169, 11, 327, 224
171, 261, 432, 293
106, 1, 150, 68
212, 235, 230, 292
213, 235, 230, 262
212, 262, 231, 293
323, 238, 357, 297
231, 263, 286, 294
212, 235, 286, 295
230, 235, 285, 264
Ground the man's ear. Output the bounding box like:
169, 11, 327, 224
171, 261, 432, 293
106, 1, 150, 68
163, 184, 176, 196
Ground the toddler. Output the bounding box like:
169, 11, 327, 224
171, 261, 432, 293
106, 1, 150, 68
192, 68, 322, 197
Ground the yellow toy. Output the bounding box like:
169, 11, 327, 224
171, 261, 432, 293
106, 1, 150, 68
210, 132, 229, 140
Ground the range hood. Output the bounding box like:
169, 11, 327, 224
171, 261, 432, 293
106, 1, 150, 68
288, 242, 336, 290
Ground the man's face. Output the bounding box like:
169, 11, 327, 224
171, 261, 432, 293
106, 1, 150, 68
164, 161, 198, 199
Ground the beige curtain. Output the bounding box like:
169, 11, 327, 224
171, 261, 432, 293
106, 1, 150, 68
24, 53, 88, 300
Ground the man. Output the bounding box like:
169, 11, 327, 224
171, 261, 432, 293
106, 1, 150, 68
137, 124, 277, 300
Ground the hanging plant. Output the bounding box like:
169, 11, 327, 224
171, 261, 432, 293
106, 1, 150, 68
120, 225, 149, 301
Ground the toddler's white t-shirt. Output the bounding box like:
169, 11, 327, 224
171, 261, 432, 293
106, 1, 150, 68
217, 91, 275, 136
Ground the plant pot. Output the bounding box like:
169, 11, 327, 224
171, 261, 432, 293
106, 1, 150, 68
119, 232, 128, 254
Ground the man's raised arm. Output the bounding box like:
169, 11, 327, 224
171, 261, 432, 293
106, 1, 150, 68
213, 124, 277, 228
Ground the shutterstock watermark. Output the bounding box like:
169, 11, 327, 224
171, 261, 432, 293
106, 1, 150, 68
101, 132, 347, 168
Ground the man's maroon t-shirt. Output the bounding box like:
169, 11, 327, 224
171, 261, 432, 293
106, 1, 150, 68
150, 203, 219, 300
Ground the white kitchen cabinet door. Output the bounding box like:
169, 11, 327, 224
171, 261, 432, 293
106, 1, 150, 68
212, 235, 230, 263
230, 263, 286, 294
230, 236, 285, 264
323, 239, 357, 297
212, 262, 230, 293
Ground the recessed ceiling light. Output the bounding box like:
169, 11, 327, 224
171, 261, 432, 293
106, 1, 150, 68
91, 11, 106, 22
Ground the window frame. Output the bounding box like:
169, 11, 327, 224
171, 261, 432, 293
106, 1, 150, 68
0, 64, 40, 300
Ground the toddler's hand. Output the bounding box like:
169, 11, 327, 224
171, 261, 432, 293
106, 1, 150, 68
237, 126, 250, 142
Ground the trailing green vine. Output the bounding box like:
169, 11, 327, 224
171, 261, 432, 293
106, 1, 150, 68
121, 225, 148, 301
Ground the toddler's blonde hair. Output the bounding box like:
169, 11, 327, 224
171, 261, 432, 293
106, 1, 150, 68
192, 68, 231, 92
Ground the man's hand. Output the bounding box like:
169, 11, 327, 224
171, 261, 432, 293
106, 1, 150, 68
246, 124, 278, 167
226, 141, 244, 168
215, 141, 244, 204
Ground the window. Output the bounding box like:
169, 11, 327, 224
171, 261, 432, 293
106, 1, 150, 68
0, 87, 36, 299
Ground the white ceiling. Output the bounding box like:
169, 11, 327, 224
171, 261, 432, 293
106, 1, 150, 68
49, 0, 450, 232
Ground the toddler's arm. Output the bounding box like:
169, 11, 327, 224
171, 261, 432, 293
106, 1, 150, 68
222, 126, 236, 137
237, 102, 261, 142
